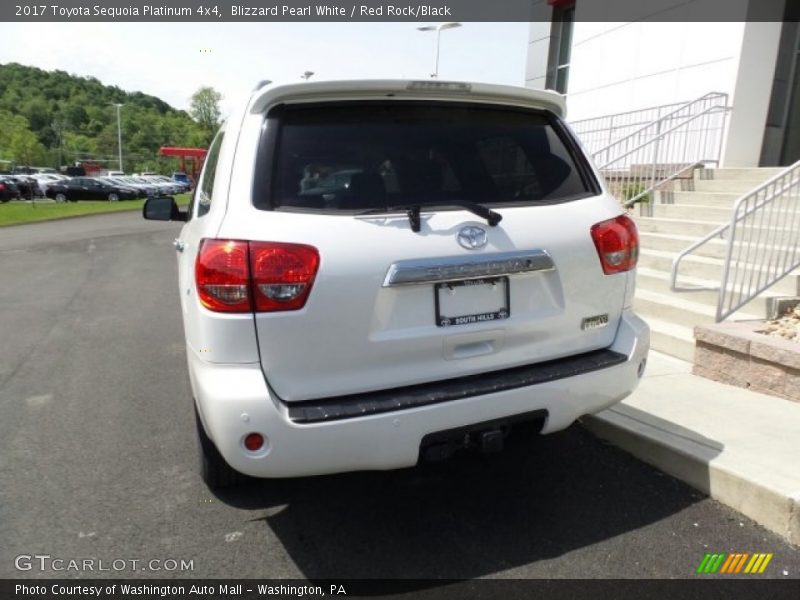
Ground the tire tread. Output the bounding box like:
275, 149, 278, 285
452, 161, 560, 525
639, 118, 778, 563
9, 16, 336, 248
195, 405, 246, 488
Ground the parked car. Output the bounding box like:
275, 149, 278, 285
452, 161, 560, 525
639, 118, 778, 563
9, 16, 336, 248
144, 79, 650, 488
157, 176, 183, 194
31, 173, 68, 196
97, 177, 150, 199
158, 175, 188, 193
1, 174, 38, 199
0, 176, 20, 202
140, 175, 182, 195
46, 177, 139, 202
172, 171, 192, 190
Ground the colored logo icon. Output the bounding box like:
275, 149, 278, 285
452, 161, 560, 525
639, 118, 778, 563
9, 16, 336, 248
696, 552, 773, 574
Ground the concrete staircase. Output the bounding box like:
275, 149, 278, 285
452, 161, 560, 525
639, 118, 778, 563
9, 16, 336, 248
632, 167, 800, 361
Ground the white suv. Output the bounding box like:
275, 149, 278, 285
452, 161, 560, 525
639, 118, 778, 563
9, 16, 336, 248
144, 79, 649, 488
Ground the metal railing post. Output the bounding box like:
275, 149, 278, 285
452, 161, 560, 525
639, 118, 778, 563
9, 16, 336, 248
671, 160, 800, 322
607, 114, 615, 149
715, 98, 729, 167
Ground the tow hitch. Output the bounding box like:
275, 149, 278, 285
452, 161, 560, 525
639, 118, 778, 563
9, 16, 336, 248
419, 410, 547, 462
480, 429, 505, 453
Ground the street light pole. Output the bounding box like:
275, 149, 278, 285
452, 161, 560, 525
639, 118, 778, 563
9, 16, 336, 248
417, 22, 462, 78
51, 120, 63, 169
113, 103, 124, 172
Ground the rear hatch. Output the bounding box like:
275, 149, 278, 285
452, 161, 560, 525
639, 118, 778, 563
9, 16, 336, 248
231, 100, 632, 402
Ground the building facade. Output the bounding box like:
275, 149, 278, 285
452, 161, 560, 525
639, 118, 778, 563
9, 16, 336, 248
526, 0, 799, 167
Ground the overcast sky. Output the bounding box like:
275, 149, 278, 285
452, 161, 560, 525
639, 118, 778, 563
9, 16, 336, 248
0, 22, 528, 115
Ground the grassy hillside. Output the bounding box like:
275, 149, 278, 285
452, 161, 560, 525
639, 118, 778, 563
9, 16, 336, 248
0, 63, 208, 173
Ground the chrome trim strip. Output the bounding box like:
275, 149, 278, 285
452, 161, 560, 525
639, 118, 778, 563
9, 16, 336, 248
383, 250, 555, 287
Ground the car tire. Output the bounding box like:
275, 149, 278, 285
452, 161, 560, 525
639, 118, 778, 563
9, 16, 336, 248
54, 193, 67, 203
108, 193, 119, 202
195, 404, 246, 489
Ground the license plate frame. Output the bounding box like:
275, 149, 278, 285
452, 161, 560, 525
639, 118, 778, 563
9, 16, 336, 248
434, 276, 510, 327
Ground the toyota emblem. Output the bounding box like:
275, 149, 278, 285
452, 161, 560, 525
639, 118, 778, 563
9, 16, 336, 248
457, 226, 488, 250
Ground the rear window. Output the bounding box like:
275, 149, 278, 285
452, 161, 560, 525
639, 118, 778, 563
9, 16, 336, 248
259, 102, 595, 212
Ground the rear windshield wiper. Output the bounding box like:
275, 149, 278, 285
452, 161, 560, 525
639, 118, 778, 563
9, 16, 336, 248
359, 200, 502, 233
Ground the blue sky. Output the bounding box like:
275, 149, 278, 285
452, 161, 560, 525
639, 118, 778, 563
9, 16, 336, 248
0, 22, 529, 114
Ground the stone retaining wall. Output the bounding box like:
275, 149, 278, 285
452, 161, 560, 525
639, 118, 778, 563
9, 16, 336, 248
693, 321, 800, 402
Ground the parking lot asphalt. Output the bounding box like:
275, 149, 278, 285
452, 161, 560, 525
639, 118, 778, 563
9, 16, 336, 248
0, 212, 797, 580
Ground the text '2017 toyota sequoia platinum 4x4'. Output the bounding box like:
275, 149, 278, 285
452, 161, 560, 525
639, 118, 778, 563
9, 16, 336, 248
144, 79, 649, 488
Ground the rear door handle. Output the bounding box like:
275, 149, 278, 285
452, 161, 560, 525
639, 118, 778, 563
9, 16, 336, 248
173, 238, 185, 252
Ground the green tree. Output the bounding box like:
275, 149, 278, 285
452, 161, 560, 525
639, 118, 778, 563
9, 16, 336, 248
62, 101, 89, 131
63, 131, 97, 155
0, 63, 214, 171
189, 86, 222, 143
22, 98, 50, 133
0, 111, 46, 166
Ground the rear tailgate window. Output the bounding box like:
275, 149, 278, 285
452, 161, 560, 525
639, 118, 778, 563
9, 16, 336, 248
255, 102, 598, 212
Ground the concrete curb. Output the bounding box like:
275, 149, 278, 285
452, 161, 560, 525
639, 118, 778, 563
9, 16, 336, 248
583, 405, 800, 546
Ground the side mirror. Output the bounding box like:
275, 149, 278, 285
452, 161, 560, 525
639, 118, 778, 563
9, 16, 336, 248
143, 196, 187, 222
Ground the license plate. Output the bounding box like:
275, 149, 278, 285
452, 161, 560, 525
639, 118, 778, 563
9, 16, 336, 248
435, 277, 510, 327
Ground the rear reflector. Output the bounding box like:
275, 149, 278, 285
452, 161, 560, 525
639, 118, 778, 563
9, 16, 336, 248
195, 239, 319, 313
590, 214, 639, 274
243, 432, 264, 452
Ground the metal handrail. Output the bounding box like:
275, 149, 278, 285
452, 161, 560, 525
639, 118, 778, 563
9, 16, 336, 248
670, 159, 800, 322
570, 100, 688, 140
622, 160, 706, 209
595, 103, 730, 211
592, 92, 729, 167
569, 96, 726, 156
598, 105, 728, 170
570, 100, 687, 128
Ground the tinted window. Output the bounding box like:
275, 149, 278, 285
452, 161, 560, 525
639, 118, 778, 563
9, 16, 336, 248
194, 129, 224, 217
263, 103, 592, 212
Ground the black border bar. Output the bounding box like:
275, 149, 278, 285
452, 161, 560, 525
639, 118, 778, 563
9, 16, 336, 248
3, 0, 799, 23
3, 579, 800, 599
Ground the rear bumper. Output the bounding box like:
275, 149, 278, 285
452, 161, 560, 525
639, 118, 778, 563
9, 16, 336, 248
189, 310, 649, 478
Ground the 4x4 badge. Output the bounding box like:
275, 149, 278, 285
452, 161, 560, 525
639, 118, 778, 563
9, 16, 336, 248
457, 226, 488, 250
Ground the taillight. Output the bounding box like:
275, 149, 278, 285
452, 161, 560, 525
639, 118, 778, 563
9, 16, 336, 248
590, 214, 639, 274
250, 242, 319, 312
195, 239, 319, 313
195, 240, 251, 312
